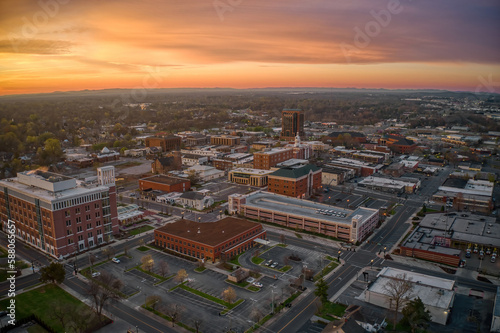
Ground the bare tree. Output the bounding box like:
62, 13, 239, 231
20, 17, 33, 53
158, 260, 169, 277
102, 247, 115, 260
283, 255, 290, 266
49, 301, 71, 330
221, 287, 237, 304
162, 304, 184, 327
280, 234, 286, 245
175, 269, 188, 283
89, 253, 96, 267
382, 273, 414, 328
193, 319, 203, 333
141, 254, 154, 272
250, 307, 263, 323
69, 307, 94, 333
252, 249, 260, 258
88, 271, 123, 317
145, 295, 161, 310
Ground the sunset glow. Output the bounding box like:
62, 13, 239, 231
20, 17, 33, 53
1, 0, 499, 95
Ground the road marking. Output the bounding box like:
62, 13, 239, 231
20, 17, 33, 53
276, 267, 352, 333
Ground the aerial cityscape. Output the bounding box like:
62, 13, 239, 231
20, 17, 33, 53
0, 1, 500, 333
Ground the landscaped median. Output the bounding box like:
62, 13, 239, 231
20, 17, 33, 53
179, 284, 244, 314
313, 257, 340, 281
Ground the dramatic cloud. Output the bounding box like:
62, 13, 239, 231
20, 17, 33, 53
0, 0, 499, 95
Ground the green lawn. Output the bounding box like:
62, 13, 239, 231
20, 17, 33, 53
194, 266, 207, 272
180, 284, 243, 309
247, 285, 260, 292
229, 253, 244, 266
129, 225, 154, 236
137, 246, 150, 252
279, 265, 292, 272
277, 244, 288, 248
226, 279, 249, 288
318, 302, 347, 319
251, 257, 265, 265
0, 284, 104, 332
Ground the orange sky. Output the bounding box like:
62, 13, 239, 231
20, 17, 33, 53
1, 0, 499, 96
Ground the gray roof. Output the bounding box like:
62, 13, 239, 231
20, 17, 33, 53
180, 191, 205, 201
269, 164, 321, 179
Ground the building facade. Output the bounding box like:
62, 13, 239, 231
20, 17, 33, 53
280, 109, 305, 141
154, 217, 267, 262
228, 168, 273, 187
229, 191, 378, 242
139, 175, 190, 193
253, 148, 293, 170
151, 152, 182, 174
267, 164, 322, 199
145, 135, 182, 152
0, 167, 119, 259
210, 135, 241, 146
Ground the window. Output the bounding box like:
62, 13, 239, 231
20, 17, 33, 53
95, 211, 100, 218
75, 208, 80, 214
67, 230, 72, 235
86, 214, 91, 221
87, 223, 92, 229
76, 217, 81, 223
88, 232, 93, 238
94, 203, 99, 209
66, 220, 71, 227
65, 210, 70, 217
97, 230, 102, 235
68, 239, 73, 244
78, 235, 83, 241
96, 221, 101, 227
77, 226, 82, 233
85, 205, 90, 212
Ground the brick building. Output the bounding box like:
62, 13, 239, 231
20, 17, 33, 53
139, 175, 190, 193
267, 164, 322, 198
151, 152, 182, 174
210, 135, 241, 146
253, 148, 293, 170
154, 217, 266, 262
0, 167, 119, 259
378, 134, 417, 154
145, 135, 182, 152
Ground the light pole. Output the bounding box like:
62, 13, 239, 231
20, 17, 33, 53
198, 216, 201, 223
384, 247, 387, 256
337, 250, 341, 261
220, 209, 223, 220
370, 259, 374, 269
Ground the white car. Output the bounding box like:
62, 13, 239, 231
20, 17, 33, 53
253, 282, 263, 288
92, 272, 101, 277
111, 257, 120, 264
270, 262, 278, 268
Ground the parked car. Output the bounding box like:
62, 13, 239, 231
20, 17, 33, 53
265, 259, 273, 266
253, 282, 263, 288
270, 262, 278, 268
112, 257, 120, 264
491, 255, 497, 263
458, 260, 466, 268
92, 272, 101, 277
465, 250, 471, 258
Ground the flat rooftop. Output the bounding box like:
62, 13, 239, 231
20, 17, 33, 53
141, 175, 187, 185
242, 191, 377, 225
155, 217, 262, 246
230, 168, 274, 175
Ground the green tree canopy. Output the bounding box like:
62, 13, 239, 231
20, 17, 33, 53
40, 262, 65, 284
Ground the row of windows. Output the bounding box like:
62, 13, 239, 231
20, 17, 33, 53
54, 191, 107, 210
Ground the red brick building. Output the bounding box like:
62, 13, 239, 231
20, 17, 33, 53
139, 175, 190, 193
0, 167, 119, 259
145, 135, 181, 152
378, 134, 417, 154
154, 217, 266, 262
151, 152, 182, 174
268, 164, 322, 198
253, 148, 293, 170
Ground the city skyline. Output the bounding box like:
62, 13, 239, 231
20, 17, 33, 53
1, 0, 499, 96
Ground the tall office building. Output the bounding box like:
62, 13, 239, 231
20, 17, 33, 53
280, 109, 305, 141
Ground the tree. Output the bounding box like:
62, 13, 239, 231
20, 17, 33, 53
193, 319, 203, 333
401, 297, 432, 333
102, 246, 115, 260
280, 234, 286, 245
186, 169, 202, 186
145, 295, 161, 310
382, 273, 414, 328
37, 138, 64, 165
158, 260, 169, 277
49, 300, 71, 330
175, 269, 188, 283
39, 263, 65, 284
88, 271, 123, 316
162, 304, 184, 327
141, 254, 154, 272
221, 287, 237, 304
314, 278, 329, 306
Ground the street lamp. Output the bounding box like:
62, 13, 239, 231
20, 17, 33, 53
220, 209, 223, 219
370, 259, 374, 269
198, 216, 201, 223
337, 250, 341, 261
384, 246, 387, 255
